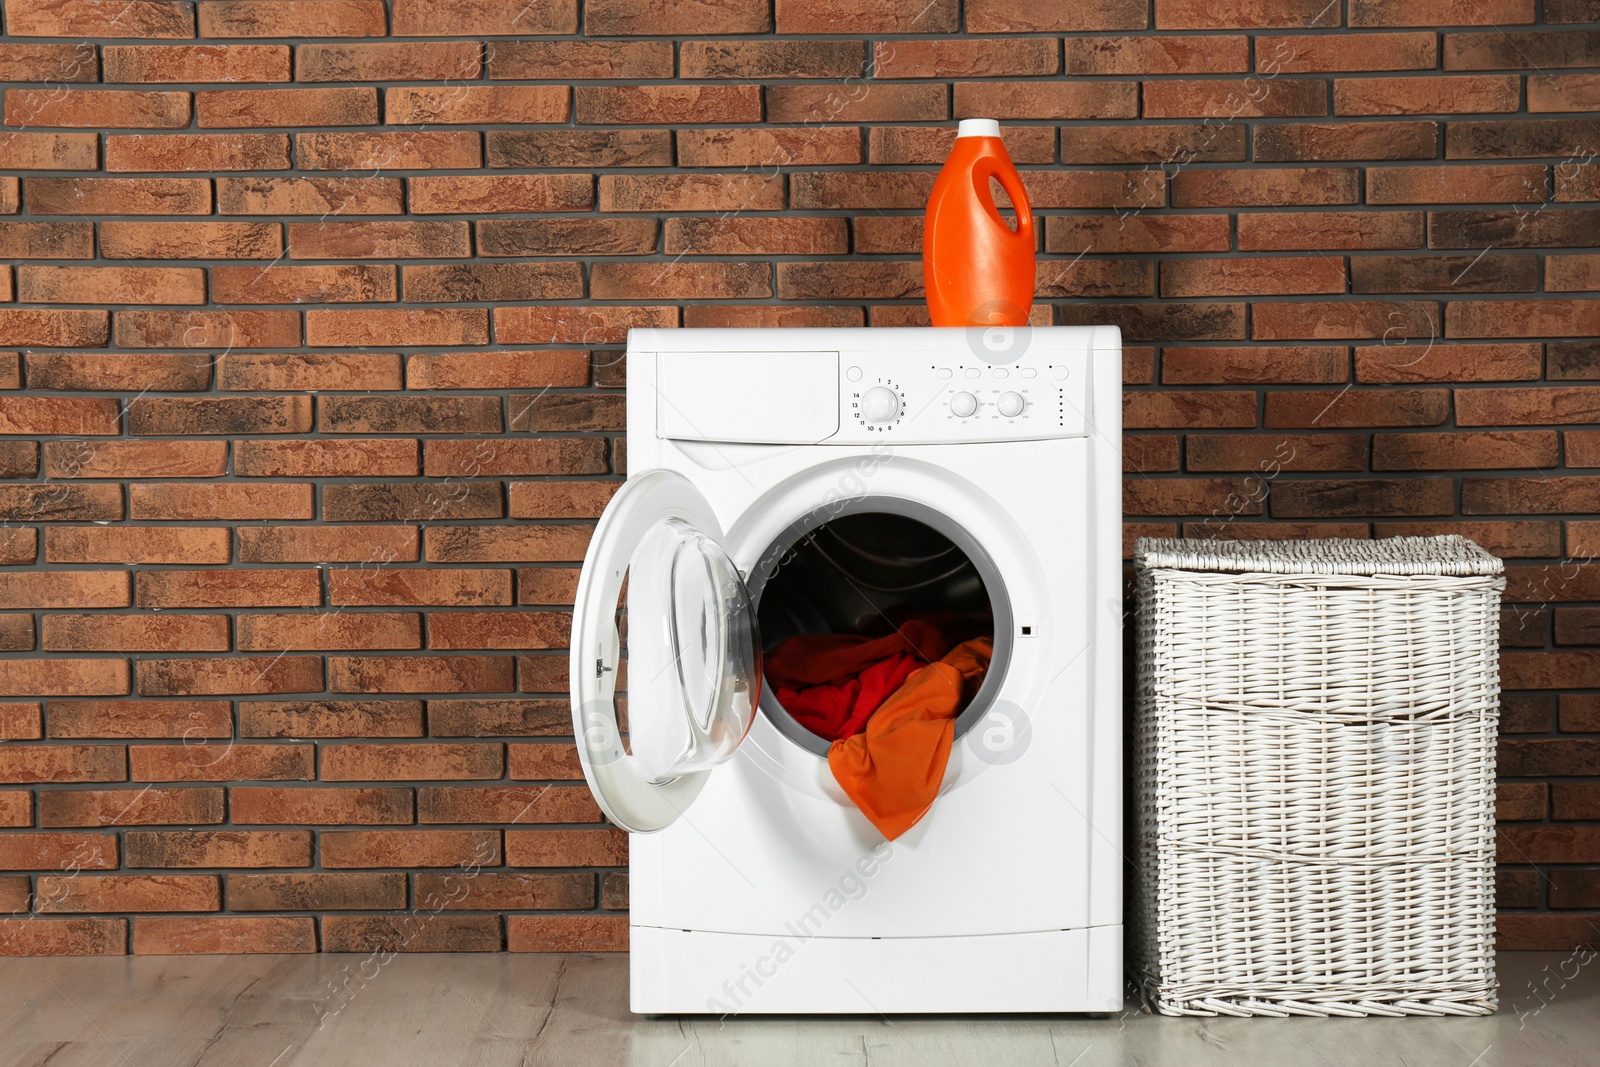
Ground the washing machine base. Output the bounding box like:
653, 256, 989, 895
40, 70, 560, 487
629, 924, 1124, 1015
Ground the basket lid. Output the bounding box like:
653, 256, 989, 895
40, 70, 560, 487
1133, 534, 1504, 577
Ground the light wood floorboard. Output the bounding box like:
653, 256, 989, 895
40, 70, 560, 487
0, 951, 1594, 1066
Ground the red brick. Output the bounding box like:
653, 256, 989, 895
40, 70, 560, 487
516, 568, 581, 604
586, 0, 766, 34
230, 786, 411, 825
198, 0, 386, 37
1163, 346, 1348, 384
43, 616, 230, 656
683, 306, 863, 329
1266, 388, 1449, 427
47, 699, 229, 739
0, 832, 117, 871
38, 787, 222, 827
1124, 478, 1265, 517
0, 309, 107, 348
779, 0, 957, 31
101, 220, 280, 260
323, 914, 501, 953
197, 87, 377, 128
43, 438, 222, 479
427, 698, 567, 736
408, 175, 590, 216
1261, 32, 1436, 73
1353, 253, 1537, 294
0, 42, 99, 82
18, 266, 205, 306
0, 918, 125, 956
328, 654, 515, 693
1375, 430, 1558, 470
496, 305, 677, 344
127, 828, 308, 871
217, 176, 402, 215
0, 527, 36, 565
1467, 478, 1600, 515
38, 874, 219, 914
1369, 163, 1542, 204
1497, 825, 1600, 864
1062, 123, 1248, 164
322, 482, 501, 522
286, 221, 466, 260
1457, 387, 1600, 425
130, 743, 315, 783
1449, 119, 1600, 159
867, 125, 1053, 166
114, 309, 301, 349
417, 785, 598, 824
416, 871, 592, 911
679, 127, 861, 168
223, 354, 401, 393
320, 829, 499, 868
32, 354, 212, 394
954, 80, 1132, 120
488, 39, 667, 79
1336, 75, 1520, 115
45, 527, 228, 566
1529, 74, 1600, 113
1057, 302, 1245, 341
237, 525, 418, 564
1063, 34, 1243, 75
306, 308, 487, 347
1253, 300, 1439, 340
105, 133, 288, 172
103, 43, 288, 82
134, 916, 314, 954
576, 85, 760, 126
0, 571, 128, 610
1045, 215, 1228, 254
0, 745, 125, 784
322, 742, 504, 782
235, 438, 415, 478
297, 131, 481, 171
1163, 256, 1345, 298
236, 614, 422, 655
0, 703, 41, 741
1570, 431, 1600, 468
508, 915, 627, 952
506, 742, 583, 780
1145, 78, 1326, 119
388, 86, 568, 126
1496, 783, 1548, 822
486, 129, 671, 170
0, 221, 93, 259
7, 0, 194, 36
1172, 167, 1357, 207
0, 659, 129, 698
1271, 478, 1456, 518
1187, 433, 1365, 472
1548, 254, 1600, 293
229, 871, 405, 911
1154, 0, 1331, 27
426, 611, 567, 651
0, 132, 99, 171
137, 656, 323, 696
407, 351, 587, 391
135, 568, 319, 609
508, 483, 617, 520
391, 0, 575, 34
1353, 0, 1533, 24
318, 397, 503, 436
1355, 342, 1541, 382
7, 89, 190, 129
302, 41, 485, 81
1256, 121, 1438, 162
129, 485, 313, 522
239, 698, 422, 737
606, 170, 783, 215
1239, 211, 1423, 251
0, 795, 30, 828
517, 656, 568, 693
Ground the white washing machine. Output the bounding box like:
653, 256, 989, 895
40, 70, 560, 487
569, 326, 1123, 1014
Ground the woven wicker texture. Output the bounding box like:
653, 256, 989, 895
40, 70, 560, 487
1133, 535, 1504, 1017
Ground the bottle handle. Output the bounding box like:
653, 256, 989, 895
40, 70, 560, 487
978, 156, 1035, 246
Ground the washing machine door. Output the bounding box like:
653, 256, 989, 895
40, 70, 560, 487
569, 469, 761, 833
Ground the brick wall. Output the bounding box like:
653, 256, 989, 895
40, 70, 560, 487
0, 0, 1596, 956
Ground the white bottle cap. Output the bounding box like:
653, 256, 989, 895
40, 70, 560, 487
957, 118, 1001, 139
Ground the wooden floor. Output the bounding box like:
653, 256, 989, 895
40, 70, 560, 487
0, 951, 1594, 1066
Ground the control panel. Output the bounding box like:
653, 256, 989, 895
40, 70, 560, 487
838, 347, 1090, 444
645, 327, 1113, 446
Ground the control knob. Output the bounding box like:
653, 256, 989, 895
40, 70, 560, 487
997, 391, 1026, 418
949, 391, 978, 418
861, 386, 901, 423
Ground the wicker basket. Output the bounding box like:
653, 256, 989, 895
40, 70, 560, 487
1132, 535, 1504, 1018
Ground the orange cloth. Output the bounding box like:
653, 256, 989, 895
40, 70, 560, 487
827, 637, 993, 841
764, 618, 958, 691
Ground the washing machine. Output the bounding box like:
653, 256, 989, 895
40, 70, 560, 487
569, 325, 1123, 1014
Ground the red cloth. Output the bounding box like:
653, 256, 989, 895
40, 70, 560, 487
777, 652, 926, 743
829, 637, 992, 841
763, 618, 961, 691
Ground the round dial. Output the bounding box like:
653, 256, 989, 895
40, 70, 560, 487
861, 386, 901, 423
949, 391, 978, 418
997, 391, 1026, 418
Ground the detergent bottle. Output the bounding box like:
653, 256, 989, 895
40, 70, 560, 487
922, 119, 1036, 327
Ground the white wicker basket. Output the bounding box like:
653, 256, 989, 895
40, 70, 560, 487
1133, 535, 1505, 1017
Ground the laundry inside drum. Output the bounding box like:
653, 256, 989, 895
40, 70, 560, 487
752, 509, 1005, 754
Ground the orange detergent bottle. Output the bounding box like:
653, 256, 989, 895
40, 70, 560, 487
922, 119, 1036, 327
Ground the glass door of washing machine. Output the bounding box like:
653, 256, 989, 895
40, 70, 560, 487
569, 469, 761, 833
